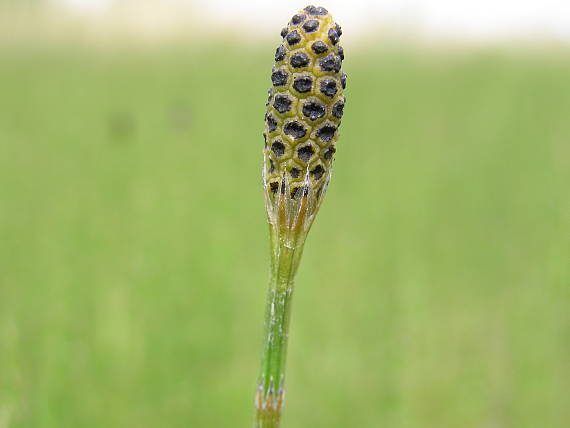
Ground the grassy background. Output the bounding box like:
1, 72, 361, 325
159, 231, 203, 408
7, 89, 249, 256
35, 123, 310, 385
0, 42, 569, 427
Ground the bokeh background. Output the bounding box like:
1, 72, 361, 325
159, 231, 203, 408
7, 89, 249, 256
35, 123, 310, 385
1, 1, 569, 427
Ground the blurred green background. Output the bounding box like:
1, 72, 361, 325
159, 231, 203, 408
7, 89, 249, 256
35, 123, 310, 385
1, 5, 570, 428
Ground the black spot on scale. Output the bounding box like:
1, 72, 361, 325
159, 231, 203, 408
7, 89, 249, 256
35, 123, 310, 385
304, 5, 317, 14
335, 23, 342, 36
269, 182, 279, 194
320, 79, 337, 97
310, 165, 325, 180
275, 45, 286, 62
316, 124, 336, 142
304, 5, 328, 15
271, 140, 285, 157
324, 145, 336, 160
319, 55, 341, 73
332, 100, 344, 118
266, 113, 277, 132
291, 187, 303, 199
341, 73, 347, 89
297, 145, 315, 163
290, 167, 301, 178
337, 46, 344, 60
271, 69, 288, 86
328, 28, 340, 45
273, 95, 292, 114
292, 76, 313, 93
284, 121, 306, 139
290, 52, 310, 68
311, 41, 328, 55
334, 60, 342, 73
302, 20, 319, 33
269, 159, 275, 174
286, 30, 301, 46
302, 100, 326, 121
291, 14, 306, 25
280, 27, 288, 38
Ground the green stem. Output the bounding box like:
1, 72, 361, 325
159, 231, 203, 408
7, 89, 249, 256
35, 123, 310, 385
254, 223, 306, 428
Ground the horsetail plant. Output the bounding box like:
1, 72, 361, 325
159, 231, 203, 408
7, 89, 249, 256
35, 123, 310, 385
255, 5, 346, 427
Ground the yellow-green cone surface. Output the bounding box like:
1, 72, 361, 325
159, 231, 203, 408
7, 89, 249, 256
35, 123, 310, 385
263, 4, 346, 230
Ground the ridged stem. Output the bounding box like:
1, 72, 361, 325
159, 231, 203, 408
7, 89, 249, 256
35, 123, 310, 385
255, 215, 308, 428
